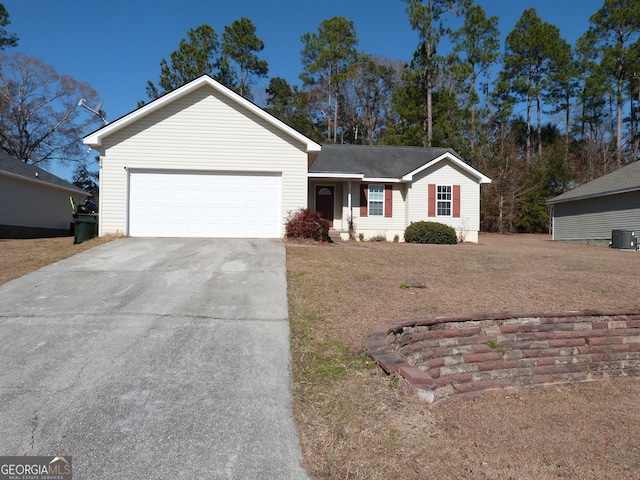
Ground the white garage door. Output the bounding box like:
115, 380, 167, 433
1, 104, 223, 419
129, 171, 282, 238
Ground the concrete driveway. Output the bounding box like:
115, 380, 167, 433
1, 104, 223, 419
0, 238, 308, 479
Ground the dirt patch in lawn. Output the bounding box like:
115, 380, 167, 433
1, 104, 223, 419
0, 235, 115, 286
286, 234, 640, 479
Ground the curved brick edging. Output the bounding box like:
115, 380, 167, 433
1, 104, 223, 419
368, 310, 640, 403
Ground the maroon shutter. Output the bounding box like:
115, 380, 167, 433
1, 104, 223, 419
384, 184, 393, 217
360, 183, 368, 217
453, 185, 461, 218
428, 184, 436, 217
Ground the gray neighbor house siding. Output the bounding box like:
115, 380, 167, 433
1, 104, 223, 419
0, 152, 86, 238
547, 160, 640, 245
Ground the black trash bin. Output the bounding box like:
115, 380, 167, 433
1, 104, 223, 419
73, 213, 98, 244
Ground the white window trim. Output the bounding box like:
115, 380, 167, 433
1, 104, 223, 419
436, 184, 453, 217
368, 184, 385, 216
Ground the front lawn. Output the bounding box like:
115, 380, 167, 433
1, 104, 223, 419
286, 234, 640, 479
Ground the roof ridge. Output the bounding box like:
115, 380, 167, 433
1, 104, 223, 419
0, 151, 85, 193
548, 160, 640, 204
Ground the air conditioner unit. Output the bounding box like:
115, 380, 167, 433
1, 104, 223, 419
611, 230, 637, 249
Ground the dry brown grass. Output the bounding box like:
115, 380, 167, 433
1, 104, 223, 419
0, 235, 115, 286
287, 234, 640, 479
3, 234, 639, 478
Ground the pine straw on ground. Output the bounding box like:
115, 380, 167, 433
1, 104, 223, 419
286, 234, 640, 480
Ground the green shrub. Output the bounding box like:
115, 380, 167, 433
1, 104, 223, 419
404, 221, 457, 244
285, 208, 330, 242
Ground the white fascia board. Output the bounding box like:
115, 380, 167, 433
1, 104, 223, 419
308, 172, 364, 179
83, 75, 321, 153
362, 177, 405, 183
402, 152, 492, 184
307, 173, 404, 183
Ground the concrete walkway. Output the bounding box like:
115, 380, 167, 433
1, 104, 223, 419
0, 238, 308, 479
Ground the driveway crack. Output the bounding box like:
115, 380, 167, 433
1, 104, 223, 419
27, 356, 90, 454
30, 409, 38, 452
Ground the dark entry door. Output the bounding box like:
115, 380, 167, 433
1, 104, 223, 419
315, 186, 334, 227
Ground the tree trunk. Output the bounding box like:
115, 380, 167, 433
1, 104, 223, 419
426, 39, 433, 147
427, 74, 433, 147
326, 88, 332, 143
470, 69, 477, 153
498, 193, 504, 234
565, 89, 571, 161
526, 95, 532, 168
333, 92, 339, 143
616, 73, 623, 167
536, 92, 542, 159
634, 85, 640, 161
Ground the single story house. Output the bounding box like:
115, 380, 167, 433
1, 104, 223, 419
0, 151, 86, 238
83, 75, 491, 242
547, 160, 640, 246
310, 144, 491, 242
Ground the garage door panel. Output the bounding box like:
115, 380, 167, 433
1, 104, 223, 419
129, 172, 281, 238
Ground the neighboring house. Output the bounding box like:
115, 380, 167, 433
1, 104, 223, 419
547, 160, 640, 246
0, 151, 86, 238
83, 75, 491, 242
310, 144, 491, 242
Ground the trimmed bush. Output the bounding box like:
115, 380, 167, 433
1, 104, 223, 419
285, 208, 330, 242
404, 221, 457, 244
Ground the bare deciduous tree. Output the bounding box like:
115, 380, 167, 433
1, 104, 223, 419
0, 53, 102, 165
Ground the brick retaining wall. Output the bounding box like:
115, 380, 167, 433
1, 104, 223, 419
368, 310, 640, 403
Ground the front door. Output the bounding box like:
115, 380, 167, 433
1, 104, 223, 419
315, 186, 334, 227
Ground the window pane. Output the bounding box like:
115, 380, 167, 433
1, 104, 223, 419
437, 185, 451, 200
437, 201, 451, 216
369, 185, 383, 201
437, 185, 451, 216
369, 185, 383, 216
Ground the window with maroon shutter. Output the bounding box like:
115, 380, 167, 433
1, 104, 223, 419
453, 185, 461, 218
384, 184, 393, 217
428, 184, 436, 217
360, 183, 368, 217
429, 184, 461, 217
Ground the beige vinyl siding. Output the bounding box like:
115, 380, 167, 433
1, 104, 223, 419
407, 160, 480, 233
344, 183, 407, 241
553, 191, 640, 242
354, 183, 407, 232
0, 175, 82, 230
98, 86, 309, 236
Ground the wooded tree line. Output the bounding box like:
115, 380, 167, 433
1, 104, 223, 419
146, 0, 639, 233
272, 0, 640, 234
0, 1, 637, 233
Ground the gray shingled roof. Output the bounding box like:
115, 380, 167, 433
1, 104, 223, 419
310, 144, 462, 178
547, 160, 640, 204
0, 151, 85, 193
